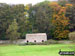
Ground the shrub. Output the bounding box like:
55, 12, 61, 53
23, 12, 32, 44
44, 39, 59, 44
69, 32, 75, 41
26, 42, 36, 45
18, 40, 59, 46
18, 42, 36, 46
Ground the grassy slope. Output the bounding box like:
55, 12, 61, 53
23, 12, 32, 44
0, 44, 75, 56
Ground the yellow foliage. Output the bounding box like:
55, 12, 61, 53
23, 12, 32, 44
24, 12, 28, 15
24, 12, 29, 17
24, 5, 29, 10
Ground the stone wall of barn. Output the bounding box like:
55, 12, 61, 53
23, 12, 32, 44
26, 33, 47, 43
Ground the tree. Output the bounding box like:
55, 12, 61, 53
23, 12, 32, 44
69, 0, 75, 4
0, 2, 74, 40
0, 3, 25, 39
49, 2, 72, 39
29, 1, 54, 39
23, 4, 32, 35
58, 0, 69, 6
0, 3, 25, 40
6, 19, 20, 43
0, 3, 10, 40
66, 2, 75, 32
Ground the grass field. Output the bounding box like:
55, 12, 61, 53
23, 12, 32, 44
0, 44, 75, 56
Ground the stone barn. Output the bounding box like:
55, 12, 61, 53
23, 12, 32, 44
26, 33, 47, 43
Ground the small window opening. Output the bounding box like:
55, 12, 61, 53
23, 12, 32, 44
42, 40, 44, 42
34, 40, 36, 42
27, 40, 29, 43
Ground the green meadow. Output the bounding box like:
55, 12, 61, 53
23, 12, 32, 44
0, 44, 75, 56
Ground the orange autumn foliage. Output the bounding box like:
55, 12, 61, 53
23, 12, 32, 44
50, 2, 72, 39
66, 4, 73, 7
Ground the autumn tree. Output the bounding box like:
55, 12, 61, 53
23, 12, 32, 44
49, 2, 72, 39
6, 19, 20, 43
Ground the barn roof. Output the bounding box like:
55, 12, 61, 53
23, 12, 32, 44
26, 33, 46, 35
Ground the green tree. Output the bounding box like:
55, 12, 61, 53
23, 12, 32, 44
29, 1, 54, 39
58, 0, 69, 6
0, 3, 25, 39
6, 19, 20, 43
23, 4, 32, 35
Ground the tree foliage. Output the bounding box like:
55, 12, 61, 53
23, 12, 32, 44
0, 3, 25, 39
6, 19, 20, 42
0, 1, 74, 40
49, 2, 72, 39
